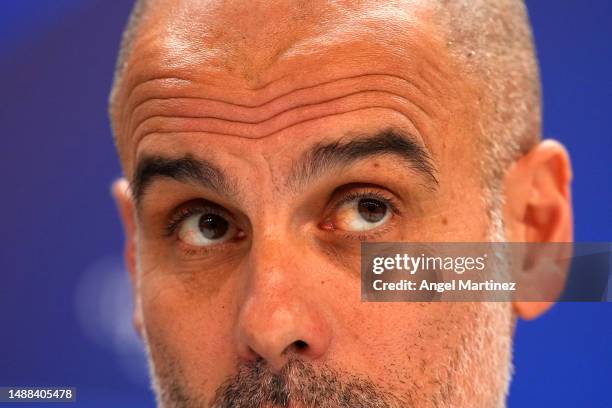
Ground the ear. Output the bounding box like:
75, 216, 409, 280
503, 140, 573, 320
112, 178, 144, 338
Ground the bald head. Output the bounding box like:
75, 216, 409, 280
110, 0, 540, 186
107, 3, 572, 407
439, 0, 541, 184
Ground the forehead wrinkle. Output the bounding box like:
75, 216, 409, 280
130, 101, 432, 174
129, 92, 426, 139
118, 40, 449, 139
123, 73, 441, 170
114, 0, 455, 121
123, 72, 434, 130
118, 76, 191, 153
128, 88, 433, 150
118, 10, 458, 174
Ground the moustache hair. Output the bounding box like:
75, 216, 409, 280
210, 358, 411, 408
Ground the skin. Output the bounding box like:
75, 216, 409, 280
112, 0, 573, 406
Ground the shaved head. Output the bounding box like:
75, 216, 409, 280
108, 2, 566, 408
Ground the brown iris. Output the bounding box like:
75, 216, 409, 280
198, 214, 229, 240
357, 198, 387, 223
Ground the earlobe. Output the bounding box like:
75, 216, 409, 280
111, 178, 144, 338
514, 301, 555, 320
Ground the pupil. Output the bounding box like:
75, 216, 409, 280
357, 198, 387, 223
198, 214, 229, 239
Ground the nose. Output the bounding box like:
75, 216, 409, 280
235, 237, 332, 372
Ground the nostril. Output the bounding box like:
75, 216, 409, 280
293, 340, 308, 350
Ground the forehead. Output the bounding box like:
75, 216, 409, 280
134, 0, 440, 56
116, 0, 473, 176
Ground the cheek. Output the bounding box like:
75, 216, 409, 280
332, 302, 511, 397
336, 303, 462, 366
139, 271, 238, 399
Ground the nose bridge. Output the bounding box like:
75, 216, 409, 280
235, 231, 332, 371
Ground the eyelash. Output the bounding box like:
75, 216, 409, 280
164, 201, 226, 238
331, 189, 401, 215
163, 188, 402, 245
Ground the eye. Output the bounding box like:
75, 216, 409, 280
177, 211, 238, 246
333, 195, 393, 232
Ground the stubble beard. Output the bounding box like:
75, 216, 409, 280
143, 201, 513, 408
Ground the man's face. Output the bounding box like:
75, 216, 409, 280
114, 1, 514, 406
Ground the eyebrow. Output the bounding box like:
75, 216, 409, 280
131, 128, 437, 205
131, 154, 235, 205
290, 128, 438, 189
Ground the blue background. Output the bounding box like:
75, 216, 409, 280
0, 1, 610, 406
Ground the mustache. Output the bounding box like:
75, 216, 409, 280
210, 358, 409, 408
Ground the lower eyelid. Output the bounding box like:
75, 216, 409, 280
341, 219, 396, 240
175, 237, 236, 258
174, 226, 247, 255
